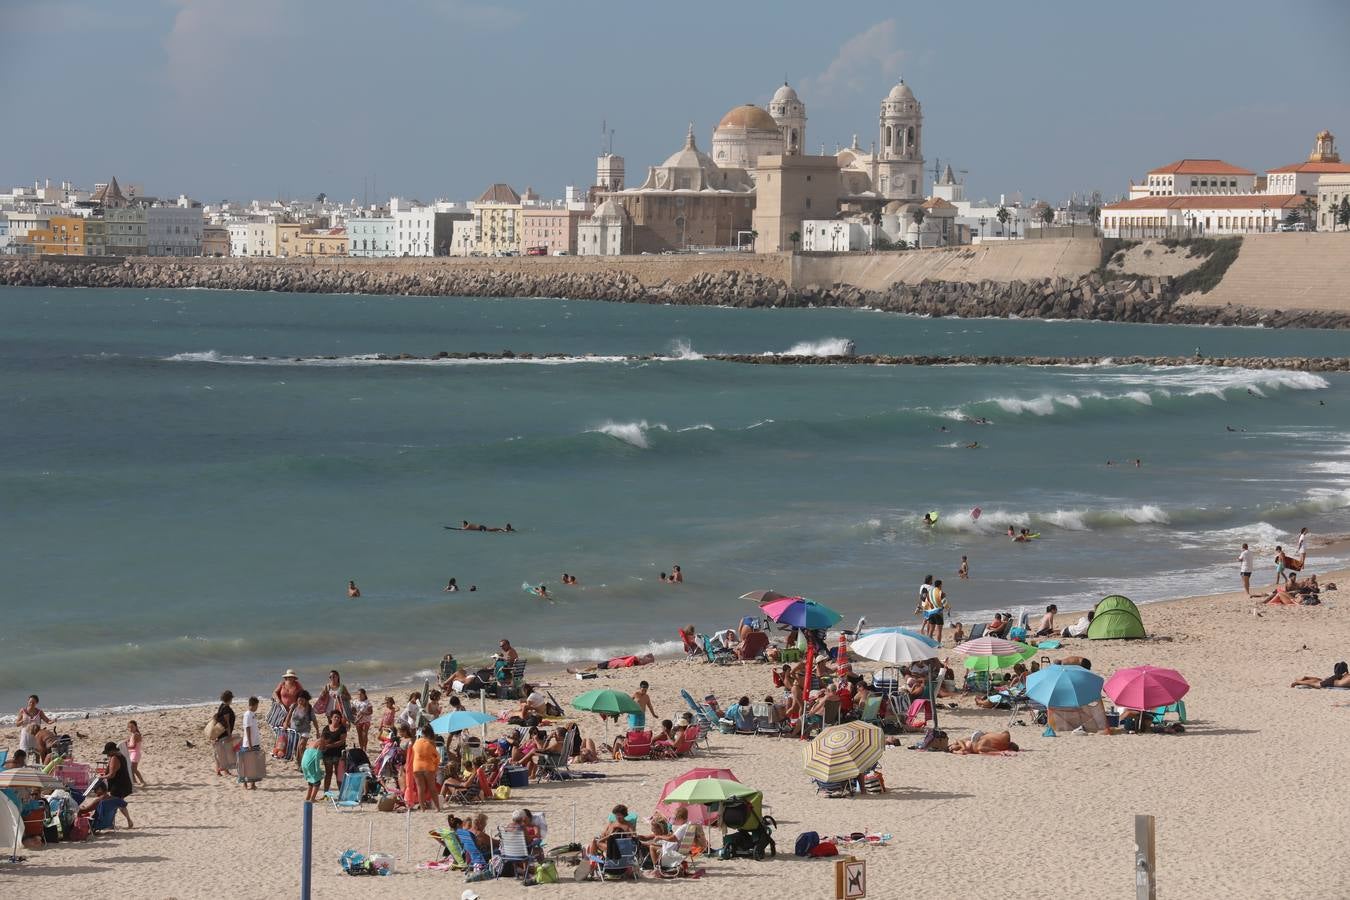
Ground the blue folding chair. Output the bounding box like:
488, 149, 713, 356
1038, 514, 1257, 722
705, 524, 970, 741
456, 827, 492, 875
327, 772, 367, 811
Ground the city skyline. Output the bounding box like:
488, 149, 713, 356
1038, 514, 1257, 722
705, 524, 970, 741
2, 0, 1348, 204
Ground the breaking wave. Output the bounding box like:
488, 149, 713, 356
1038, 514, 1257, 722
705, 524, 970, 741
779, 337, 855, 357
586, 420, 669, 449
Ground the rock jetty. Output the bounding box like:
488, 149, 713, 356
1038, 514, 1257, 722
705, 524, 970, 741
3, 256, 1348, 329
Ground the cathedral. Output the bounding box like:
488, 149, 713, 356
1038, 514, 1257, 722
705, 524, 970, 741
597, 80, 932, 253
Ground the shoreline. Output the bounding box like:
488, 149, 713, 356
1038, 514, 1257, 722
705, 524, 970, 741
14, 554, 1345, 728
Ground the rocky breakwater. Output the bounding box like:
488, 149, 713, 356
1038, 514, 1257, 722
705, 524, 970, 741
4, 257, 1350, 329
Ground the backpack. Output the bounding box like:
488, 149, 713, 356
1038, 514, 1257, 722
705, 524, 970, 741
794, 831, 820, 857
808, 840, 838, 858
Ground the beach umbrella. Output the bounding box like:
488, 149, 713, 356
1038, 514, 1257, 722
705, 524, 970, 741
1104, 665, 1189, 711
954, 637, 1037, 672
655, 768, 741, 825
837, 631, 852, 679
862, 626, 940, 647
571, 688, 641, 717
741, 590, 794, 604
662, 777, 758, 806
429, 710, 495, 735
853, 630, 941, 666
762, 597, 842, 630
0, 768, 63, 792
803, 722, 885, 783
1025, 665, 1105, 709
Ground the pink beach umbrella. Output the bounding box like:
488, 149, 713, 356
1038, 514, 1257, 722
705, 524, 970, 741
655, 767, 740, 826
1103, 665, 1190, 711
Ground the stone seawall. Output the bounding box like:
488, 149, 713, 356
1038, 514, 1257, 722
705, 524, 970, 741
3, 255, 1349, 329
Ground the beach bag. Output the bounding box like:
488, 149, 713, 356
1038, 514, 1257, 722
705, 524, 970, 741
70, 814, 91, 842
862, 771, 887, 793
794, 831, 820, 857
493, 785, 512, 800
341, 850, 373, 876
808, 840, 838, 858
205, 719, 226, 741
530, 860, 558, 884
313, 691, 330, 715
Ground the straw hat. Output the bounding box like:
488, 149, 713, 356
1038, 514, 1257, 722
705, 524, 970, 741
283, 669, 298, 678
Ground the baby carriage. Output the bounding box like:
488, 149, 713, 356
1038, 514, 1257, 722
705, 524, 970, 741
715, 792, 777, 860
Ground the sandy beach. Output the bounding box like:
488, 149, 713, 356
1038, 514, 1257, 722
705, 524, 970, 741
4, 565, 1350, 900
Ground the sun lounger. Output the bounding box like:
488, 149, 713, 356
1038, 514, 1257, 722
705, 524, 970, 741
328, 772, 367, 811
700, 634, 735, 666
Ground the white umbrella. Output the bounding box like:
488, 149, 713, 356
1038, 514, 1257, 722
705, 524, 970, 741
852, 630, 940, 665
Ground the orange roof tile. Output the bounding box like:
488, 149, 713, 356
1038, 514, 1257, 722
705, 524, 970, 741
1102, 194, 1307, 211
1266, 161, 1350, 174
1146, 159, 1254, 176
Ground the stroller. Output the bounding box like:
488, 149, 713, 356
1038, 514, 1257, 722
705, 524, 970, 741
342, 747, 382, 801
715, 792, 777, 860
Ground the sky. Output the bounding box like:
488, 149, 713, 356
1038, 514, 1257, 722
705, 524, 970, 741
2, 0, 1348, 206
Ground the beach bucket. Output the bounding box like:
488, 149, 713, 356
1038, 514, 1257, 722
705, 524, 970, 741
367, 853, 395, 875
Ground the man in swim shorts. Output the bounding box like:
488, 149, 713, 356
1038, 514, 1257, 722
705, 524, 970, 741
566, 653, 657, 673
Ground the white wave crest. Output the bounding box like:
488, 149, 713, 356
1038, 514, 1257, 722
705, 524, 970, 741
781, 337, 855, 357
165, 351, 631, 366
665, 339, 704, 361
587, 420, 668, 449
676, 424, 715, 433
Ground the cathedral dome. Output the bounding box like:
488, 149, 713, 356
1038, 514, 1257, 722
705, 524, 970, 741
662, 124, 716, 171
887, 81, 915, 102
772, 84, 799, 104
717, 104, 778, 131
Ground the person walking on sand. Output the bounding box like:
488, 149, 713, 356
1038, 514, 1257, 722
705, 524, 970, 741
1274, 546, 1288, 586
347, 580, 361, 598
916, 575, 934, 625
958, 556, 969, 580
239, 696, 261, 790
290, 691, 317, 772
16, 695, 52, 757
127, 720, 148, 787
1297, 527, 1309, 566
1237, 543, 1254, 596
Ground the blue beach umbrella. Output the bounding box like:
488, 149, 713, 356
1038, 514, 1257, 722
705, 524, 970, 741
762, 596, 843, 630
430, 710, 496, 735
1025, 665, 1104, 709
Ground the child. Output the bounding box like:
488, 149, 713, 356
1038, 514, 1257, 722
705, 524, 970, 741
127, 720, 148, 787
240, 696, 261, 791
352, 688, 373, 753
958, 556, 969, 579
378, 696, 397, 742
302, 734, 326, 802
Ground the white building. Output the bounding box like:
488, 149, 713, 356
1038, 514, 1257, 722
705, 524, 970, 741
227, 222, 250, 257
146, 204, 203, 256
347, 216, 396, 257
1099, 193, 1306, 238
1134, 159, 1257, 197
576, 198, 628, 256
800, 219, 867, 252
1267, 130, 1350, 197
449, 219, 477, 256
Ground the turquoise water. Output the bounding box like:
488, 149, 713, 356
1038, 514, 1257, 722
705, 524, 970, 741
3, 287, 1348, 712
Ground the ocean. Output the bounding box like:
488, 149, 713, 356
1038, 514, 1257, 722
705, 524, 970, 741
3, 286, 1347, 714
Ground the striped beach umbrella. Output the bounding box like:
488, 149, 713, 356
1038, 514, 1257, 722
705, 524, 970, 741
0, 768, 63, 791
954, 636, 1037, 672
762, 597, 843, 630
803, 721, 885, 783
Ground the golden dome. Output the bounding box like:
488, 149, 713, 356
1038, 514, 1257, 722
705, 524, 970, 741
1317, 129, 1334, 141
716, 104, 778, 131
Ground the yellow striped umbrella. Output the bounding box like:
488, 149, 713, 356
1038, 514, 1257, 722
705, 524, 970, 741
803, 721, 885, 783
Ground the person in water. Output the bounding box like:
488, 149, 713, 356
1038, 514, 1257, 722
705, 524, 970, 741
444, 578, 459, 593
347, 580, 361, 598
670, 565, 684, 583
923, 513, 936, 527
532, 584, 551, 600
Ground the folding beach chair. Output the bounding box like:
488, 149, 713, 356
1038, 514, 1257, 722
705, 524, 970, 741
455, 827, 493, 876
680, 690, 718, 741
497, 823, 532, 877
429, 827, 469, 869
700, 635, 735, 666
751, 702, 785, 736
621, 730, 653, 760
328, 772, 367, 811
587, 834, 640, 881
538, 729, 575, 781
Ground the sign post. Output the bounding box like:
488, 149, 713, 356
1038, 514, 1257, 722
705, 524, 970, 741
834, 856, 866, 899
300, 801, 312, 900
1134, 814, 1156, 900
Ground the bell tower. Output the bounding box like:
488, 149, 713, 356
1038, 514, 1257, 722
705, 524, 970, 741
768, 83, 807, 157
876, 79, 924, 201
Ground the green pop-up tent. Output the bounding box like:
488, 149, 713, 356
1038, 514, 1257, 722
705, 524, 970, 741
1087, 594, 1146, 640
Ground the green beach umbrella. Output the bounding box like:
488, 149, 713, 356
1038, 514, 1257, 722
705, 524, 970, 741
571, 688, 641, 716
661, 777, 759, 806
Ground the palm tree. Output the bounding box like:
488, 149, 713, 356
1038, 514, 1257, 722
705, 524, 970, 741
1337, 197, 1350, 232
788, 230, 801, 252
1302, 197, 1319, 232
869, 206, 883, 250
996, 205, 1011, 237
1039, 205, 1055, 226
913, 207, 926, 227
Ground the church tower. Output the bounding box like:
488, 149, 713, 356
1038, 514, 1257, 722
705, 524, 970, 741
1309, 129, 1340, 163
768, 83, 807, 156
876, 79, 924, 201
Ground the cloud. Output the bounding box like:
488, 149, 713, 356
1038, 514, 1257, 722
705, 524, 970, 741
801, 20, 906, 101
163, 0, 297, 100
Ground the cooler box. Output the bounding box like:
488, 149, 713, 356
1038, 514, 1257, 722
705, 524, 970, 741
503, 765, 530, 788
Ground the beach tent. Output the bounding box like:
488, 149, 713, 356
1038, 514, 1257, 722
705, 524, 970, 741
1087, 595, 1146, 640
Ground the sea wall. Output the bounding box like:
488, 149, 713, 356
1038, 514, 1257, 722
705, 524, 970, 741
3, 248, 1350, 329
792, 238, 1104, 290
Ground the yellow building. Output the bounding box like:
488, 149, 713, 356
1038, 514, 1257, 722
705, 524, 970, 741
291, 228, 348, 257
274, 223, 304, 257
26, 215, 106, 256
473, 183, 522, 255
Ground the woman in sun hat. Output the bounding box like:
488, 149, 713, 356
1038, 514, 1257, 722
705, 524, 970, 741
273, 669, 304, 726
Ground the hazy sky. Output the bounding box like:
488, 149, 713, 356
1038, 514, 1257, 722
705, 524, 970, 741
3, 0, 1347, 205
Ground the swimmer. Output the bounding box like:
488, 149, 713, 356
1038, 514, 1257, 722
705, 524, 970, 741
347, 580, 361, 598
529, 584, 551, 600
671, 565, 684, 583
1134, 459, 1141, 468
958, 556, 969, 580
923, 513, 936, 527
444, 578, 459, 593
1007, 525, 1016, 538
939, 425, 950, 432
965, 441, 979, 449
659, 572, 669, 583
469, 585, 477, 592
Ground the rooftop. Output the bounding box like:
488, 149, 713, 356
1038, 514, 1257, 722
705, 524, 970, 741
1146, 159, 1255, 176
1103, 193, 1308, 211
